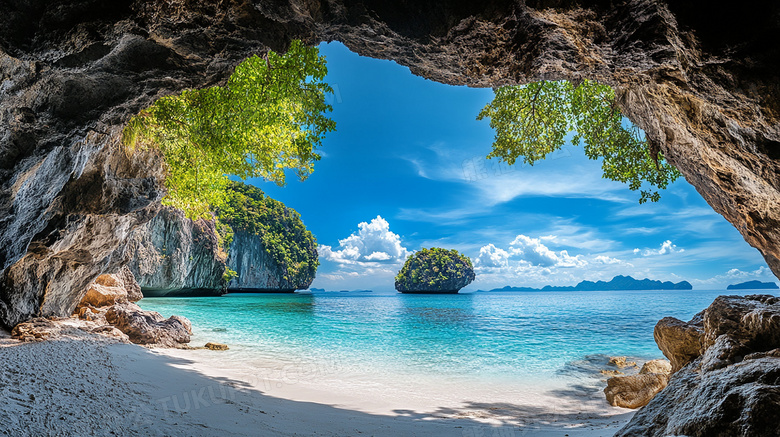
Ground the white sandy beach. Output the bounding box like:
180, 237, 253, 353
0, 328, 634, 437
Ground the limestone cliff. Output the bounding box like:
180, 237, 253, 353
227, 230, 304, 292
125, 206, 227, 297
220, 181, 318, 292
0, 2, 778, 321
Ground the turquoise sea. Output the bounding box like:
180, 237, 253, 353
139, 289, 777, 387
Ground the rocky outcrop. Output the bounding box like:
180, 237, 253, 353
126, 206, 227, 297
654, 313, 705, 372
0, 2, 779, 322
617, 295, 780, 436
74, 270, 192, 347
395, 248, 475, 294
727, 280, 779, 290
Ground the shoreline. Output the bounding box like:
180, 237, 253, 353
1, 329, 634, 436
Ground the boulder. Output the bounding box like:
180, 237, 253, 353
604, 373, 670, 409
104, 302, 192, 347
653, 314, 705, 372
80, 266, 142, 308
617, 295, 780, 436
639, 359, 672, 375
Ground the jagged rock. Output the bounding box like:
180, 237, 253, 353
616, 356, 780, 436
1, 2, 779, 324
618, 295, 780, 435
604, 372, 670, 409
639, 359, 672, 375
654, 314, 705, 372
104, 302, 191, 347
126, 206, 227, 297
80, 266, 142, 308
11, 316, 130, 343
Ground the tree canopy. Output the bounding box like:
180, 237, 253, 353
122, 40, 336, 218
477, 80, 681, 203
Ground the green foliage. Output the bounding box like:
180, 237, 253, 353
222, 267, 239, 283
477, 80, 681, 203
122, 40, 336, 218
217, 181, 318, 285
395, 247, 475, 290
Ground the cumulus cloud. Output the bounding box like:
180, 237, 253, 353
635, 240, 684, 256
509, 235, 586, 268
319, 216, 411, 266
475, 244, 510, 268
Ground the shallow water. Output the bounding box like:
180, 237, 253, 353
139, 289, 774, 385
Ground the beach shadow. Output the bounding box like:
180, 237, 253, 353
0, 338, 634, 437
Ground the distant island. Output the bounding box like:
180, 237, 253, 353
726, 280, 779, 290
482, 275, 693, 292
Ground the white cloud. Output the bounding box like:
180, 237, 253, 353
594, 255, 623, 264
636, 240, 684, 256
509, 234, 587, 268
318, 216, 411, 266
475, 244, 510, 268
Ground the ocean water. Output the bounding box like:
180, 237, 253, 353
139, 289, 775, 388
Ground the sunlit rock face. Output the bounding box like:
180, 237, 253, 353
0, 1, 778, 323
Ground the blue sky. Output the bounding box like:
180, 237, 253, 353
248, 42, 777, 292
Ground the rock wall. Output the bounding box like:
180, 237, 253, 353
125, 206, 227, 297
1, 1, 778, 323
226, 230, 310, 292
617, 295, 780, 436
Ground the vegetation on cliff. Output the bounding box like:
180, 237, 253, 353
217, 181, 318, 286
122, 40, 336, 219
395, 248, 475, 293
478, 80, 681, 203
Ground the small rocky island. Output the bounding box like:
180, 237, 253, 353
127, 181, 318, 296
727, 280, 779, 290
395, 248, 475, 294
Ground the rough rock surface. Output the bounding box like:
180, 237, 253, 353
654, 313, 705, 372
0, 2, 778, 321
604, 372, 670, 409
72, 269, 192, 347
104, 302, 191, 347
80, 266, 142, 307
226, 230, 309, 292
617, 295, 780, 436
126, 206, 227, 297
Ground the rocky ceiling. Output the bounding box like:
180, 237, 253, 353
0, 0, 778, 327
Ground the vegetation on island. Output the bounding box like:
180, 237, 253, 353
478, 80, 681, 203
395, 248, 476, 293
122, 40, 336, 219
217, 181, 318, 286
